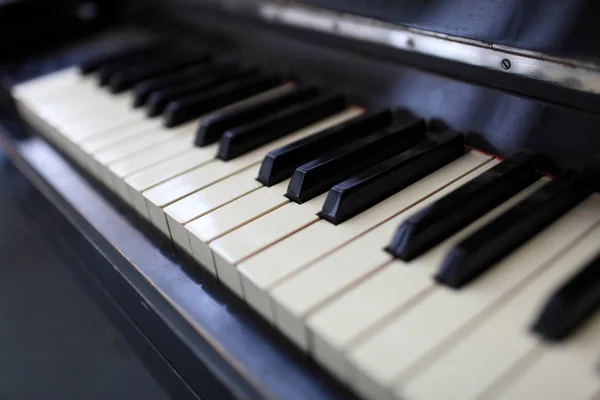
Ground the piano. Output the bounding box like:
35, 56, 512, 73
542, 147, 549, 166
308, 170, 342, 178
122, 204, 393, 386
2, 0, 600, 399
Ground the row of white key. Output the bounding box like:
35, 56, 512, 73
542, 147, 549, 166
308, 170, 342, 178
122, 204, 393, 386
14, 67, 600, 400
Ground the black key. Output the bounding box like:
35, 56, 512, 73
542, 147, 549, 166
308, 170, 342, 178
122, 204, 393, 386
132, 62, 234, 107
79, 41, 165, 75
196, 86, 320, 147
146, 67, 255, 117
436, 171, 593, 289
164, 74, 284, 128
257, 109, 395, 187
287, 119, 426, 204
532, 252, 600, 341
320, 133, 465, 225
217, 93, 347, 161
107, 52, 212, 93
387, 152, 540, 260
94, 43, 203, 86
95, 47, 174, 86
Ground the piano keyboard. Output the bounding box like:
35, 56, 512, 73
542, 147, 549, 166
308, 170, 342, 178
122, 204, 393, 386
11, 43, 600, 400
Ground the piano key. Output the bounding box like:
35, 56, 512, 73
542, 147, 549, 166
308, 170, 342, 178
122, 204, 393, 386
286, 119, 426, 203
132, 61, 236, 107
210, 194, 326, 294
109, 136, 217, 201
242, 151, 493, 324
187, 180, 292, 275
492, 314, 600, 400
256, 109, 394, 187
195, 85, 320, 147
79, 118, 166, 154
532, 250, 600, 341
93, 84, 298, 192
347, 186, 600, 400
387, 151, 540, 260
217, 93, 348, 161
107, 52, 212, 93
270, 157, 511, 348
165, 166, 263, 253
437, 171, 594, 289
91, 121, 197, 175
164, 74, 285, 127
143, 109, 362, 234
401, 207, 600, 400
14, 67, 80, 97
95, 44, 181, 86
308, 177, 547, 383
126, 145, 219, 216
145, 67, 257, 117
59, 109, 147, 143
319, 133, 465, 225
79, 41, 166, 75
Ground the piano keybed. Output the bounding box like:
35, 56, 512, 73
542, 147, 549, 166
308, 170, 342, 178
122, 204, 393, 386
11, 42, 600, 400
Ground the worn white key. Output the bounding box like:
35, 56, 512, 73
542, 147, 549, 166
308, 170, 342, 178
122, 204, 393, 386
91, 121, 197, 186
493, 313, 600, 400
108, 133, 209, 201
348, 190, 600, 400
47, 96, 135, 127
79, 118, 164, 153
125, 145, 219, 217
13, 68, 83, 101
240, 152, 494, 323
307, 178, 548, 384
142, 109, 363, 233
402, 208, 600, 400
186, 180, 291, 274
265, 155, 496, 344
210, 195, 325, 295
165, 166, 262, 252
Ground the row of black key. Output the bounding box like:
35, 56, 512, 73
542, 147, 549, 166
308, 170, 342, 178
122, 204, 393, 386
81, 42, 600, 345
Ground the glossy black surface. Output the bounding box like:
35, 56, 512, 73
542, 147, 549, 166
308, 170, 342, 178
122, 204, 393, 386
164, 74, 283, 127
388, 152, 540, 260
320, 131, 463, 225
146, 66, 254, 117
0, 153, 175, 400
436, 172, 593, 289
108, 51, 211, 93
196, 85, 320, 147
532, 252, 600, 341
286, 119, 425, 203
80, 41, 162, 75
132, 63, 222, 107
217, 93, 347, 161
294, 0, 600, 63
257, 109, 393, 186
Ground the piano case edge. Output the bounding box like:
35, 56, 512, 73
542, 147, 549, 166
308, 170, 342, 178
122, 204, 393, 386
0, 116, 356, 400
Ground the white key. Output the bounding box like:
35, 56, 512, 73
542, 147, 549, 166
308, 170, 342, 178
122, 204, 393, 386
239, 152, 493, 322
262, 154, 495, 343
402, 208, 600, 400
91, 122, 197, 186
348, 191, 600, 400
125, 145, 219, 217
165, 166, 262, 252
59, 107, 146, 143
210, 195, 325, 295
493, 314, 600, 400
186, 180, 291, 274
79, 118, 164, 153
108, 133, 209, 201
142, 109, 363, 234
13, 68, 83, 101
307, 178, 548, 384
